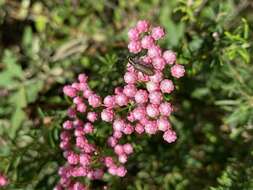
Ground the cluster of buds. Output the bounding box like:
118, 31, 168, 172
55, 74, 103, 190
56, 20, 185, 189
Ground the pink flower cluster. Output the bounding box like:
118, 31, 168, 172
56, 75, 103, 190
56, 20, 185, 189
0, 173, 8, 187
128, 20, 185, 78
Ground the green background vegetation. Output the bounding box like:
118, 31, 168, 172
0, 0, 252, 189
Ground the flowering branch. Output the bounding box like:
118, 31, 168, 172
56, 20, 185, 190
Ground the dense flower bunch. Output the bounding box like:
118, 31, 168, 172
56, 20, 185, 189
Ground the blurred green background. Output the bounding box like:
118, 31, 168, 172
0, 0, 252, 189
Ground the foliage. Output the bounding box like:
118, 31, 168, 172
0, 0, 252, 189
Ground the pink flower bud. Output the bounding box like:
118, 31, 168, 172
88, 94, 101, 108
123, 124, 134, 134
118, 154, 128, 164
128, 28, 140, 41
135, 123, 145, 134
139, 117, 149, 126
160, 79, 174, 94
149, 72, 163, 83
103, 95, 116, 108
152, 56, 166, 71
163, 50, 176, 65
101, 109, 114, 122
108, 166, 117, 175
123, 143, 133, 154
76, 136, 88, 148
151, 26, 165, 40
114, 144, 124, 155
84, 122, 94, 134
132, 106, 146, 121
115, 93, 129, 106
159, 102, 173, 116
72, 167, 88, 177
148, 45, 162, 58
72, 82, 80, 90
79, 154, 91, 166
87, 112, 98, 122
104, 156, 114, 167
63, 85, 77, 97
149, 91, 163, 105
63, 120, 73, 130
113, 131, 123, 139
114, 87, 123, 95
73, 97, 82, 104
163, 130, 177, 143
135, 89, 148, 104
116, 166, 127, 177
82, 143, 95, 154
79, 83, 89, 92
123, 84, 137, 98
141, 35, 155, 49
113, 119, 125, 131
77, 103, 87, 113
74, 126, 84, 137
128, 40, 142, 54
171, 64, 185, 78
60, 131, 71, 141
146, 104, 160, 118
107, 136, 118, 147
83, 89, 93, 99
145, 121, 158, 134
127, 112, 135, 122
60, 141, 70, 150
67, 107, 76, 118
146, 81, 159, 92
78, 74, 88, 83
67, 152, 79, 165
157, 117, 171, 131
136, 20, 150, 33
124, 71, 137, 84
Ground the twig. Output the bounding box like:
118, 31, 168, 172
194, 0, 208, 17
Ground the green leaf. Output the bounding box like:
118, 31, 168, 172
2, 50, 23, 79
10, 108, 26, 139
35, 15, 48, 32
191, 88, 210, 99
25, 80, 44, 103
0, 50, 23, 88
9, 86, 27, 138
242, 18, 249, 39
22, 27, 33, 48
237, 48, 250, 64
0, 72, 19, 87
10, 86, 27, 109
215, 100, 240, 106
